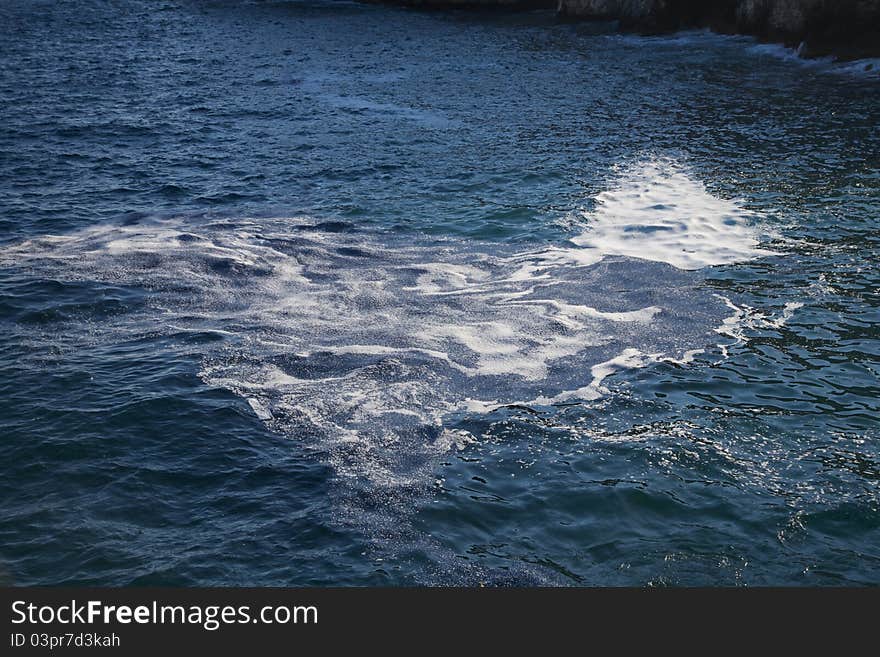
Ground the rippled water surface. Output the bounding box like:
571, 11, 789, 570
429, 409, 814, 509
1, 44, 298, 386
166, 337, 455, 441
1, 0, 879, 585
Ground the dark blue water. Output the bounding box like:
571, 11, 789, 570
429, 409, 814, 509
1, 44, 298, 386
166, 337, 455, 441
2, 0, 879, 586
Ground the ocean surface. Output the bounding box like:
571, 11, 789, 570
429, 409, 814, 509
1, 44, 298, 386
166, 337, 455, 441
1, 0, 879, 586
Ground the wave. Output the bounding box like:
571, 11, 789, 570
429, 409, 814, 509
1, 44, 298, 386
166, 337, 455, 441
746, 43, 880, 80
610, 28, 880, 80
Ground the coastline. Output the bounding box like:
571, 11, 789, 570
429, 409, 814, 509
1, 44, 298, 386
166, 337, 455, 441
377, 0, 880, 61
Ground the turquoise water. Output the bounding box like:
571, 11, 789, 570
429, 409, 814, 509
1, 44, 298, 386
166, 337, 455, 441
1, 0, 879, 585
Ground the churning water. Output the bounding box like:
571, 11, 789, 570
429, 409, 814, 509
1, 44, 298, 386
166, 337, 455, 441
1, 0, 878, 585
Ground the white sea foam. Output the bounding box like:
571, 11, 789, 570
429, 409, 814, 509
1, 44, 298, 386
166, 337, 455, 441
561, 159, 778, 270
747, 43, 880, 79
714, 295, 804, 357
0, 158, 783, 495
615, 29, 880, 80
527, 348, 653, 406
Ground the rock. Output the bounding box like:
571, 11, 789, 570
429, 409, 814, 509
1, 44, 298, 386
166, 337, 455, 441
378, 0, 880, 60
554, 0, 880, 59
374, 0, 554, 9
555, 1, 670, 33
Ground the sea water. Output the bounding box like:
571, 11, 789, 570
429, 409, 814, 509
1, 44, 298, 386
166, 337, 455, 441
1, 1, 878, 585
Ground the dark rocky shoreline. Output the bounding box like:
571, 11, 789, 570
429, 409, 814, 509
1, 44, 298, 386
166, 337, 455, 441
377, 0, 880, 61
